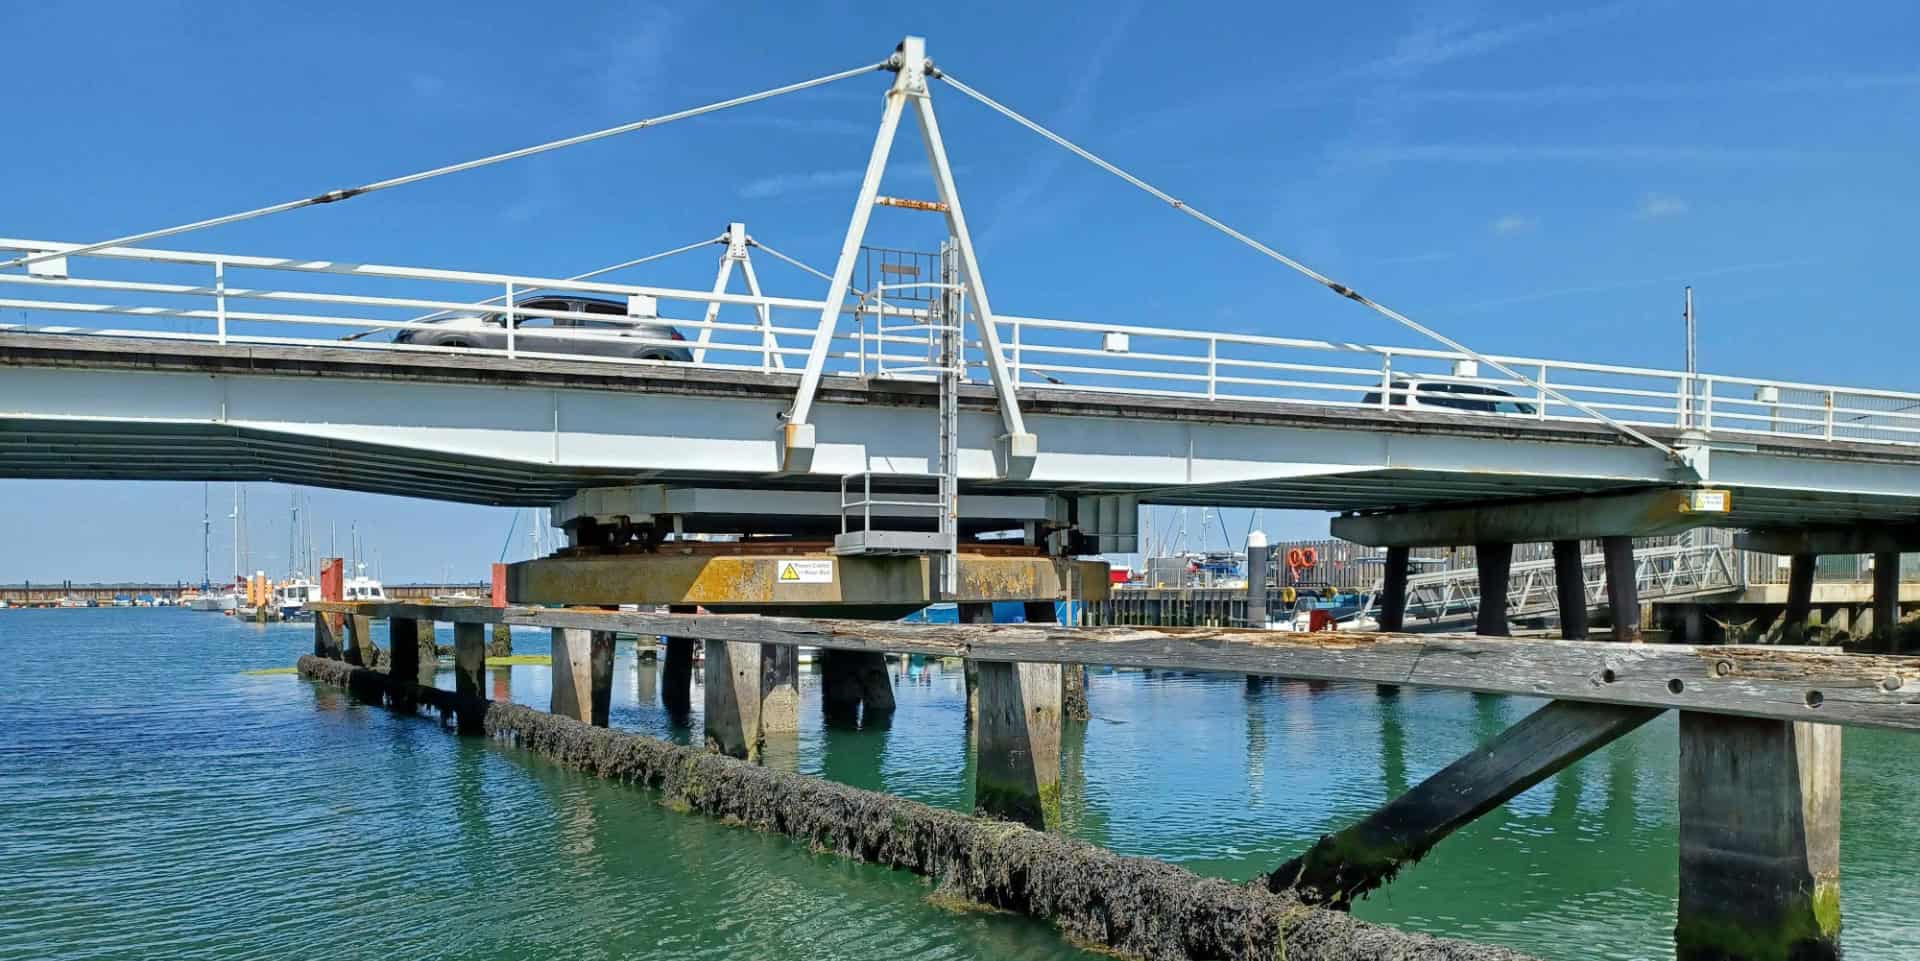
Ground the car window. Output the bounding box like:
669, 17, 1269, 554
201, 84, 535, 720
490, 298, 574, 328
578, 300, 642, 330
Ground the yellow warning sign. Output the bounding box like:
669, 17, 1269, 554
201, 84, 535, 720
776, 559, 833, 584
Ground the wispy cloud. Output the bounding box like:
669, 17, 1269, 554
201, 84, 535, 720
1340, 143, 1837, 166
1637, 193, 1688, 220
1491, 214, 1536, 236
1337, 2, 1635, 82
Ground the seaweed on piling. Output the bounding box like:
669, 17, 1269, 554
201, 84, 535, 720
295, 655, 1533, 961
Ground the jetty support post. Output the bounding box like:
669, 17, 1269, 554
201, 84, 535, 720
343, 613, 376, 667
1025, 600, 1088, 721
453, 621, 487, 733
1675, 712, 1840, 961
1784, 553, 1818, 642
313, 611, 343, 658
1378, 545, 1410, 633
705, 640, 764, 759
1552, 539, 1590, 640
662, 604, 696, 719
760, 641, 800, 735
1269, 699, 1661, 905
551, 627, 613, 726
388, 617, 422, 708
1603, 535, 1641, 642
1475, 542, 1513, 637
1873, 551, 1900, 646
974, 656, 1064, 830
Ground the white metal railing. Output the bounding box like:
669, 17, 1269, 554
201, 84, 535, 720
5, 235, 1920, 450
1359, 541, 1742, 628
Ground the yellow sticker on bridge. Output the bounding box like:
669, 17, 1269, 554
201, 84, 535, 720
777, 560, 834, 584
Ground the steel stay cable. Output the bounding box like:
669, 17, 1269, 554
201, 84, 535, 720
0, 61, 888, 272
934, 70, 1682, 464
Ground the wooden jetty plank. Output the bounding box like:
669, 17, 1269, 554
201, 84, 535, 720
1268, 700, 1663, 905
308, 602, 1920, 732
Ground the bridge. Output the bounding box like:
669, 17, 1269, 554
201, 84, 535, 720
6, 33, 1916, 961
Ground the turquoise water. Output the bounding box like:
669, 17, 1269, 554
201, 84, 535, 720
2, 608, 1916, 960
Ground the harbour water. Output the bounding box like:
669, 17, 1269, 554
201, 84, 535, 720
4, 608, 1918, 960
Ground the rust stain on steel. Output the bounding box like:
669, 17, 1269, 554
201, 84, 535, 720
687, 558, 775, 602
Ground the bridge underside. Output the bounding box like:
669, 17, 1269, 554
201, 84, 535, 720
4, 334, 1920, 533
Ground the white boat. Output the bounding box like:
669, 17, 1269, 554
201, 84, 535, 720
343, 572, 387, 602
272, 577, 318, 620
187, 590, 240, 612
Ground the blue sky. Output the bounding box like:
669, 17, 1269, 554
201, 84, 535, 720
3, 1, 1916, 581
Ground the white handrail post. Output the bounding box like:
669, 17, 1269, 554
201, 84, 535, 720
1012, 315, 1022, 387
1536, 364, 1549, 420
504, 281, 516, 358
1378, 351, 1393, 409
1206, 337, 1218, 400
1825, 391, 1835, 440
214, 259, 227, 345
1702, 377, 1715, 432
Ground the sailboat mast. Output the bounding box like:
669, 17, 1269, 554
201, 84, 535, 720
229, 484, 240, 585
200, 484, 211, 588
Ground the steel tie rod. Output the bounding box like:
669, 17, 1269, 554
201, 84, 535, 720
933, 69, 1683, 465
0, 61, 889, 273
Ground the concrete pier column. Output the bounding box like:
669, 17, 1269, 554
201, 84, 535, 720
1552, 539, 1590, 640
1784, 553, 1817, 642
1474, 542, 1513, 637
661, 604, 697, 719
1379, 545, 1411, 633
1024, 600, 1088, 722
550, 628, 613, 726
705, 641, 764, 759
1873, 551, 1901, 647
1245, 532, 1270, 628
313, 612, 343, 659
1675, 712, 1840, 961
1602, 535, 1641, 643
453, 622, 486, 734
343, 614, 375, 667
974, 660, 1064, 830
760, 642, 800, 734
413, 621, 439, 686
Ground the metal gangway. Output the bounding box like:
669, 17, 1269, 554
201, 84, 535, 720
1369, 540, 1743, 629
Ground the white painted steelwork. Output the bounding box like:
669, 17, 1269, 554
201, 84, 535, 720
1363, 540, 1742, 628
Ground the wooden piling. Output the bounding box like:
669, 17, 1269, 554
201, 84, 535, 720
705, 640, 764, 759
452, 621, 486, 733
1552, 539, 1589, 640
389, 617, 421, 701
550, 628, 612, 726
1025, 600, 1089, 721
1475, 542, 1513, 637
1603, 536, 1641, 642
759, 642, 799, 734
343, 614, 375, 667
1873, 551, 1900, 647
974, 660, 1063, 829
1675, 712, 1840, 961
312, 611, 343, 659
661, 603, 696, 718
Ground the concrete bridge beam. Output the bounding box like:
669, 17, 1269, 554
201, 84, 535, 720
1334, 488, 1731, 548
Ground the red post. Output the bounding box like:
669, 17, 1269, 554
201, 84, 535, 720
491, 562, 508, 608
320, 557, 344, 634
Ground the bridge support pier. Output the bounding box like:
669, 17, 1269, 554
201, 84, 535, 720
1474, 542, 1512, 637
1675, 712, 1840, 961
453, 622, 486, 733
1603, 536, 1641, 642
1552, 540, 1589, 640
705, 641, 764, 759
1378, 546, 1410, 633
1023, 600, 1089, 721
974, 660, 1063, 830
821, 650, 894, 724
550, 628, 613, 726
1268, 699, 1660, 904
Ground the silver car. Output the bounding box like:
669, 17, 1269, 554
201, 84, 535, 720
393, 294, 694, 361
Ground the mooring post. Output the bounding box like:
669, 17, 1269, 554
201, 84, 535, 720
1475, 542, 1513, 637
1378, 545, 1410, 633
388, 617, 421, 706
705, 640, 764, 760
974, 659, 1064, 830
452, 621, 486, 732
343, 614, 375, 667
1783, 553, 1817, 642
1675, 712, 1840, 961
551, 628, 612, 726
1552, 539, 1590, 640
662, 604, 696, 719
1873, 551, 1900, 648
1602, 535, 1641, 642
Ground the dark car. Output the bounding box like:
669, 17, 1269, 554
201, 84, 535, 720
1361, 378, 1538, 415
393, 294, 694, 361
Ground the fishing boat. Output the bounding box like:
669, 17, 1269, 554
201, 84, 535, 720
272, 577, 318, 620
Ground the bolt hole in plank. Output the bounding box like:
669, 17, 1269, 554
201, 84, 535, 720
1806, 690, 1824, 709
1667, 678, 1685, 695
1601, 668, 1618, 684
